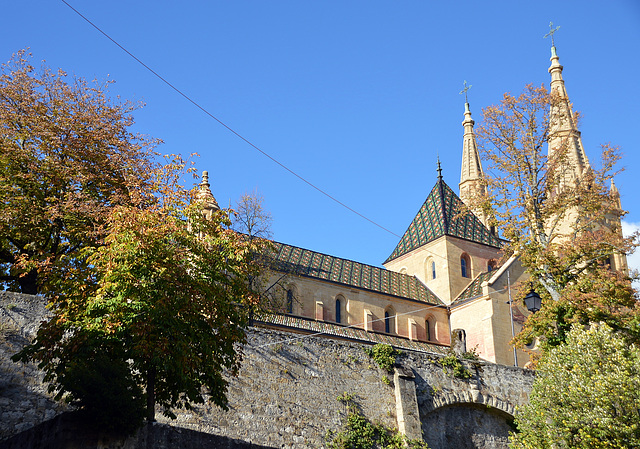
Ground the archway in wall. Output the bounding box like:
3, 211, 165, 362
421, 403, 515, 449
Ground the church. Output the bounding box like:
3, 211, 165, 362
199, 41, 626, 368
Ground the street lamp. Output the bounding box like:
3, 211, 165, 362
524, 289, 542, 313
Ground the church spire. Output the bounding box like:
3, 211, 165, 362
545, 23, 590, 183
197, 170, 220, 219
458, 81, 488, 227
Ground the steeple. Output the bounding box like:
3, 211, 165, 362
545, 24, 590, 184
197, 170, 220, 219
457, 82, 488, 227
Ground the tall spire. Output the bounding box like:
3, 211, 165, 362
545, 23, 590, 183
458, 82, 488, 227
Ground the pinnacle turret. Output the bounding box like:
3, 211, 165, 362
197, 170, 220, 217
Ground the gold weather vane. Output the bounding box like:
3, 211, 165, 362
544, 22, 560, 47
460, 80, 472, 103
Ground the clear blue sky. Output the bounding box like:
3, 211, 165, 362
3, 1, 640, 273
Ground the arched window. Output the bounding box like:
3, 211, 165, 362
425, 315, 435, 341
335, 297, 342, 323
460, 253, 471, 278
286, 287, 294, 314
384, 308, 395, 334
425, 257, 436, 281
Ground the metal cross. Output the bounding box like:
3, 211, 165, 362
544, 22, 560, 47
459, 80, 472, 103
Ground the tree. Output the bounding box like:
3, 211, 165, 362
474, 84, 639, 350
0, 50, 159, 294
509, 323, 640, 448
14, 183, 266, 426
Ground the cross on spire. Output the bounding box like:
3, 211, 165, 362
460, 80, 472, 103
544, 21, 560, 47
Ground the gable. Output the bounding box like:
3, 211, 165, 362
385, 179, 501, 263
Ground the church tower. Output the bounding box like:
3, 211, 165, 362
458, 94, 489, 229
547, 33, 590, 187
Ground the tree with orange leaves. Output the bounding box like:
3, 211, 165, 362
474, 84, 639, 351
0, 50, 159, 294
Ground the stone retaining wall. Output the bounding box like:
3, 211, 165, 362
1, 293, 534, 448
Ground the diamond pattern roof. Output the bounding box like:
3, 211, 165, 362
452, 271, 492, 305
270, 241, 443, 305
385, 179, 501, 263
256, 313, 449, 355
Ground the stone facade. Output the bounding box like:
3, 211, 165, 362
1, 293, 533, 448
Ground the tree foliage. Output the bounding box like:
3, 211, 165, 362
509, 323, 640, 448
0, 50, 159, 294
15, 182, 266, 424
475, 84, 639, 350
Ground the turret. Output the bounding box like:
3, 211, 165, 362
197, 170, 220, 220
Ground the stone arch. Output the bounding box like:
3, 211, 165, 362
424, 256, 436, 281
421, 399, 516, 449
425, 391, 516, 418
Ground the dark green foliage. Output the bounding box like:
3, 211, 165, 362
439, 352, 472, 379
364, 344, 400, 373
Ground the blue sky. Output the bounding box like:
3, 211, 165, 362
3, 1, 640, 275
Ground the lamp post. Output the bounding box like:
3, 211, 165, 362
524, 289, 542, 313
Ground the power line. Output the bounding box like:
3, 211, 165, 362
59, 0, 500, 274
60, 0, 401, 239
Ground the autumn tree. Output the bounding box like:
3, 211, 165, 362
14, 172, 266, 426
509, 323, 640, 448
0, 50, 158, 294
475, 84, 639, 349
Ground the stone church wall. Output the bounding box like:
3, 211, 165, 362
1, 292, 533, 449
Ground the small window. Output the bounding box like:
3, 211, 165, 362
431, 261, 436, 279
335, 297, 342, 323
461, 254, 471, 278
384, 309, 395, 334
286, 288, 294, 314
425, 320, 431, 341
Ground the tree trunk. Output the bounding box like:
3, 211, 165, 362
146, 366, 156, 423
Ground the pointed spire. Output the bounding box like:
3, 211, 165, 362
457, 88, 488, 227
197, 170, 220, 215
437, 157, 443, 181
545, 25, 590, 182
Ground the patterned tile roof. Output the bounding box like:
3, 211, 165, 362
269, 241, 443, 305
385, 179, 502, 263
452, 271, 492, 305
255, 313, 450, 355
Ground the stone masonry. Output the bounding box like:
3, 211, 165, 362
1, 293, 533, 448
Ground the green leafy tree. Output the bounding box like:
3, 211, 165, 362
0, 50, 158, 294
509, 323, 640, 448
474, 84, 639, 351
14, 162, 267, 426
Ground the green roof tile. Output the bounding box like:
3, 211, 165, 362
452, 271, 492, 305
270, 241, 443, 305
385, 179, 501, 263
